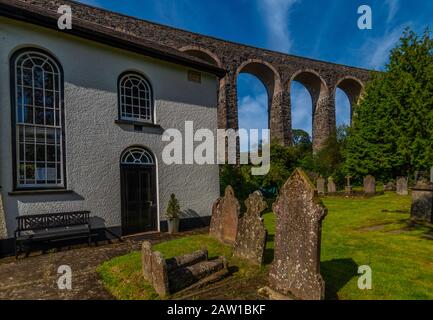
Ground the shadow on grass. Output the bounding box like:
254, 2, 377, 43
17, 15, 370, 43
321, 258, 358, 300
388, 219, 433, 240
263, 234, 275, 265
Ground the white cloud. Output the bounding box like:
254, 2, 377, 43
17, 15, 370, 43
362, 25, 406, 69
258, 0, 299, 53
385, 0, 400, 23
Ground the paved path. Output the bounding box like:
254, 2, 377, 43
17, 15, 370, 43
0, 229, 207, 300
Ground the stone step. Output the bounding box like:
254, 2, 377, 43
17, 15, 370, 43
166, 249, 208, 273
168, 257, 227, 293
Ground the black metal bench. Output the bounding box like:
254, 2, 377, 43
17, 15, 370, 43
14, 211, 92, 258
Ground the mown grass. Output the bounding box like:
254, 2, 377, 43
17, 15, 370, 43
98, 192, 433, 300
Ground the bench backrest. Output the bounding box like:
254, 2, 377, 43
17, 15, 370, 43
16, 211, 91, 232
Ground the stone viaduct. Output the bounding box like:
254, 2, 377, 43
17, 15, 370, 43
14, 0, 372, 152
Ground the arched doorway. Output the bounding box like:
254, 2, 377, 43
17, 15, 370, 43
120, 147, 158, 235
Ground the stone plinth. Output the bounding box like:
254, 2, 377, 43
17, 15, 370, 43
142, 241, 228, 297
411, 181, 433, 223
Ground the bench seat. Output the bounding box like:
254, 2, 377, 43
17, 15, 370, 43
14, 211, 92, 258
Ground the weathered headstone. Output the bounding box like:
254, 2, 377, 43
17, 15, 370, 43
267, 168, 327, 300
363, 175, 376, 194
345, 176, 353, 195
316, 176, 326, 195
411, 180, 433, 223
384, 181, 396, 192
209, 186, 240, 244
233, 191, 268, 265
0, 194, 6, 240
327, 177, 337, 194
396, 177, 408, 196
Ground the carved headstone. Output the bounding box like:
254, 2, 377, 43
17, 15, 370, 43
233, 191, 268, 265
345, 176, 353, 195
363, 175, 376, 194
210, 186, 240, 244
316, 177, 326, 195
396, 177, 408, 196
384, 181, 396, 192
411, 181, 433, 223
327, 177, 337, 194
268, 168, 327, 300
0, 194, 6, 240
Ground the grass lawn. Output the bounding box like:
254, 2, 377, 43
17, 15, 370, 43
97, 192, 433, 300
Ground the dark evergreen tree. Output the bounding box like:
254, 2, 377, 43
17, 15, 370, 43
344, 29, 433, 181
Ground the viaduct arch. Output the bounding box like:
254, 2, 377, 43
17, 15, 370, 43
59, 1, 372, 152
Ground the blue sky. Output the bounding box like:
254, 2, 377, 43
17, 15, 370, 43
78, 0, 432, 150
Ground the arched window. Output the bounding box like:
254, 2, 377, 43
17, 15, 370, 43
118, 72, 153, 123
121, 147, 154, 165
11, 49, 65, 189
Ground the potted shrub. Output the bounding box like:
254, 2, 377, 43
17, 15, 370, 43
166, 194, 181, 234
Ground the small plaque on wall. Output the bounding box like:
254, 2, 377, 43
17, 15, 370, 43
188, 70, 202, 83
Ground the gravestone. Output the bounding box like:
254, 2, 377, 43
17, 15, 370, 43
345, 176, 353, 195
0, 194, 6, 240
327, 177, 337, 194
363, 175, 376, 194
233, 191, 268, 265
384, 181, 396, 192
411, 180, 433, 223
267, 168, 327, 300
430, 167, 433, 183
316, 177, 326, 195
209, 186, 240, 244
396, 177, 408, 196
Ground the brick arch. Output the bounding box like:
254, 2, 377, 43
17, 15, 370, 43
235, 59, 288, 146
335, 76, 364, 106
178, 46, 223, 68
236, 59, 282, 96
289, 69, 332, 152
335, 76, 364, 126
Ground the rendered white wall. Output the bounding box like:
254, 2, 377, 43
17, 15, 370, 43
0, 17, 220, 238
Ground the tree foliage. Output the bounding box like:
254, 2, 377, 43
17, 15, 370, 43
343, 29, 433, 181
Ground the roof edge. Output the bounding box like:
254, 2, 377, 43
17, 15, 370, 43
0, 1, 227, 77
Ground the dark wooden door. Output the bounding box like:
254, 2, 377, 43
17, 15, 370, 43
121, 165, 157, 235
